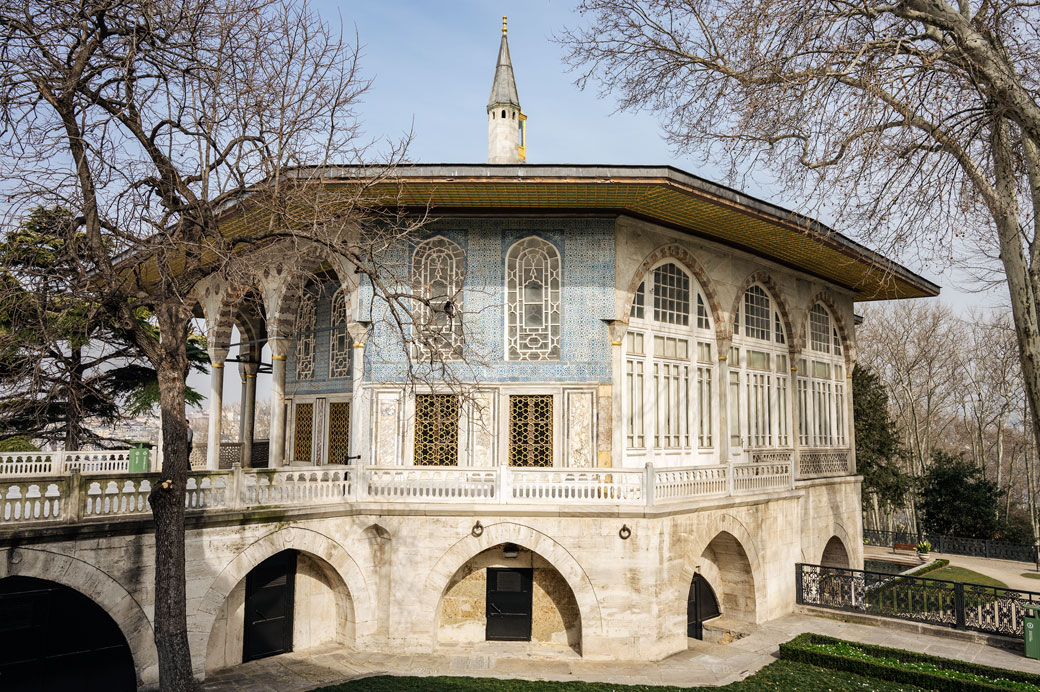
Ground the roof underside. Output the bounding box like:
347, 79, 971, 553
218, 164, 939, 302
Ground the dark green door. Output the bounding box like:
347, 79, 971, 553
486, 568, 533, 641
243, 550, 297, 662
687, 573, 721, 639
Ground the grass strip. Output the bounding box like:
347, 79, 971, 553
779, 633, 1040, 692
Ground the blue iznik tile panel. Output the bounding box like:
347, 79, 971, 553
285, 280, 352, 397
287, 217, 615, 391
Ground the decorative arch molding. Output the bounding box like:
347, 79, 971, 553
804, 290, 855, 366
675, 513, 768, 624
814, 522, 854, 567
623, 244, 725, 336
421, 521, 604, 639
193, 526, 376, 671
0, 547, 158, 685
729, 271, 796, 351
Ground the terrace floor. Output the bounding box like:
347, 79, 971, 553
200, 612, 1040, 692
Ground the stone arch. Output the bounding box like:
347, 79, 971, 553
622, 244, 724, 336
1, 546, 158, 687
268, 262, 357, 344
821, 535, 851, 568
729, 270, 796, 350
194, 527, 375, 674
804, 290, 855, 365
677, 514, 767, 626
421, 522, 603, 643
437, 543, 582, 653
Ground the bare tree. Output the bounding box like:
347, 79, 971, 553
559, 1, 1040, 463
0, 1, 474, 688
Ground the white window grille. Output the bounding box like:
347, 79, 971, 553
742, 286, 771, 340
697, 294, 710, 330
413, 237, 465, 359
506, 237, 561, 361
631, 282, 645, 320
653, 263, 690, 325
809, 304, 831, 353
294, 291, 317, 381
329, 286, 351, 378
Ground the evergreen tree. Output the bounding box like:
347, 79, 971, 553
918, 451, 1001, 539
853, 365, 907, 529
0, 207, 206, 448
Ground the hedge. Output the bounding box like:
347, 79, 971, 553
779, 633, 1040, 692
905, 558, 950, 578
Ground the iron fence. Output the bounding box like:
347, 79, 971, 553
863, 528, 1039, 564
797, 562, 1040, 637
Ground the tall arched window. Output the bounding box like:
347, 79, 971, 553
798, 304, 847, 448
624, 262, 715, 464
731, 285, 791, 453
294, 290, 317, 380
329, 285, 351, 379
506, 237, 561, 361
413, 237, 465, 359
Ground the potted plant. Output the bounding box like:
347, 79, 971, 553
916, 540, 932, 562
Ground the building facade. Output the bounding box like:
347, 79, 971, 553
0, 22, 938, 691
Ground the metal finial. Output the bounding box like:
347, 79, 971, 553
502, 16, 507, 35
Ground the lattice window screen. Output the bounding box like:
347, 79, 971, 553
327, 402, 351, 465
413, 394, 459, 466
329, 286, 351, 378
293, 403, 313, 462
506, 237, 561, 361
412, 237, 465, 359
295, 292, 317, 380
508, 394, 553, 467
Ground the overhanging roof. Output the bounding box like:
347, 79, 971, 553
224, 163, 940, 302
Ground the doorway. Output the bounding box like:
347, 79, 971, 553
243, 550, 297, 662
687, 573, 721, 639
486, 567, 533, 641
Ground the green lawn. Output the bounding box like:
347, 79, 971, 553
313, 660, 929, 692
925, 566, 1007, 588
1021, 572, 1040, 580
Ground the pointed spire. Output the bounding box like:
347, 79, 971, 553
488, 16, 520, 109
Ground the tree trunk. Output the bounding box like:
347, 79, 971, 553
149, 305, 195, 692
65, 346, 83, 449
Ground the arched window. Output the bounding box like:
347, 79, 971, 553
413, 237, 465, 359
798, 304, 847, 448
329, 285, 351, 379
506, 237, 561, 361
294, 290, 317, 380
624, 261, 715, 462
731, 285, 791, 452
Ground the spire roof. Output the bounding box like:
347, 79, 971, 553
487, 19, 520, 109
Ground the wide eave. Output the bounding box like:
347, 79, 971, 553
228, 163, 941, 302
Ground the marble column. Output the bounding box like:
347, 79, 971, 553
604, 320, 629, 469
206, 347, 229, 471
238, 358, 259, 467
268, 337, 289, 468
347, 322, 371, 464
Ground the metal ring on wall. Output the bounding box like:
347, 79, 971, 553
619, 524, 631, 540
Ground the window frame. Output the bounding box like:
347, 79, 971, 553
505, 236, 562, 361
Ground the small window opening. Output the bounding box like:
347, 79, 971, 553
501, 110, 506, 118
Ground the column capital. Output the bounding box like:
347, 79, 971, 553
238, 361, 260, 380
602, 319, 628, 346
267, 336, 290, 359
347, 321, 372, 348
207, 345, 230, 365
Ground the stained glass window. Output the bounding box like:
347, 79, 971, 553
413, 237, 465, 359
506, 237, 561, 360
294, 291, 316, 381
329, 286, 351, 378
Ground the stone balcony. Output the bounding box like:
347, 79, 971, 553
0, 448, 853, 531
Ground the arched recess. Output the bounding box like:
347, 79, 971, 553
804, 291, 855, 366
436, 543, 582, 653
622, 244, 724, 337
676, 514, 767, 627
194, 527, 375, 674
821, 535, 851, 568
266, 253, 357, 345
0, 547, 157, 687
729, 271, 796, 351
421, 522, 603, 645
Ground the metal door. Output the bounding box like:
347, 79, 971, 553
687, 573, 721, 639
486, 568, 533, 641
243, 550, 296, 662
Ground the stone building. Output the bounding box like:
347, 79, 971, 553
0, 20, 937, 691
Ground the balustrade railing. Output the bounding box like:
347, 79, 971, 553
0, 455, 823, 529
797, 449, 852, 478
0, 450, 134, 477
